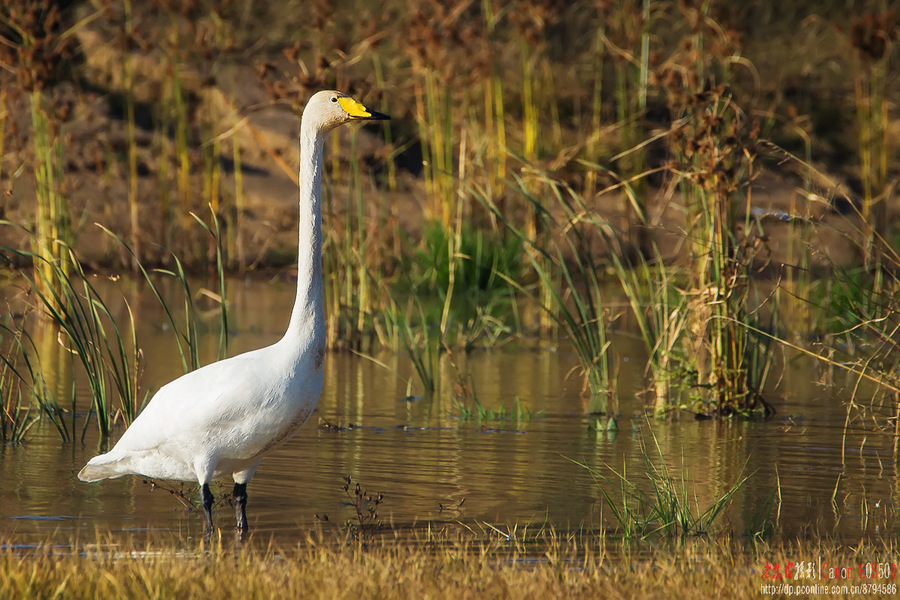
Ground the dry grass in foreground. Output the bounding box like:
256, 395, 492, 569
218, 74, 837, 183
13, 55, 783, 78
3, 532, 897, 599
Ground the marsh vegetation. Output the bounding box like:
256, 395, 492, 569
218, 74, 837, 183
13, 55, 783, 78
1, 0, 900, 594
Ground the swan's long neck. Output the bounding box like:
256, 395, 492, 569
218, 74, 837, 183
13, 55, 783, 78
284, 123, 326, 343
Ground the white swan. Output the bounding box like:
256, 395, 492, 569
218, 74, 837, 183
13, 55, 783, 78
78, 90, 389, 533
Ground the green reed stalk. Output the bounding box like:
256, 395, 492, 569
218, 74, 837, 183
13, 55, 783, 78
0, 322, 43, 442
5, 246, 126, 438
384, 296, 436, 400
438, 204, 462, 344
162, 256, 200, 371
571, 429, 750, 538
172, 71, 193, 260
98, 225, 213, 375
583, 25, 605, 200
478, 174, 614, 409
0, 375, 36, 443
30, 89, 72, 309
488, 75, 507, 201
122, 0, 140, 271
854, 43, 891, 285
580, 166, 687, 414
232, 132, 245, 269
201, 91, 223, 267
189, 208, 229, 360
521, 42, 538, 164
352, 133, 369, 348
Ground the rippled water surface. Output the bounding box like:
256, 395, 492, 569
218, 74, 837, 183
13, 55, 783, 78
1, 277, 898, 546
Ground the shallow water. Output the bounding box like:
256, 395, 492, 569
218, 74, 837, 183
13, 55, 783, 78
1, 276, 898, 547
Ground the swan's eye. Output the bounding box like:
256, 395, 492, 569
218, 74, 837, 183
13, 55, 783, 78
331, 97, 338, 103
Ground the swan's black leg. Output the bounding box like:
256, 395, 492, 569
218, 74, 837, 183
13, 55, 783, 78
201, 483, 215, 533
233, 482, 248, 532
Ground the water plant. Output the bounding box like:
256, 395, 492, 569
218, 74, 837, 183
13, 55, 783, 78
99, 210, 230, 374
0, 0, 898, 428
341, 475, 385, 540
0, 320, 41, 442
846, 9, 897, 280
3, 241, 142, 439
410, 220, 520, 349
573, 429, 752, 539
382, 295, 437, 401
652, 8, 773, 414
0, 208, 230, 441
479, 172, 616, 412
453, 395, 541, 423
30, 88, 72, 306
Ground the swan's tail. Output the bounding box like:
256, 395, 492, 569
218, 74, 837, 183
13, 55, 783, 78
78, 454, 127, 482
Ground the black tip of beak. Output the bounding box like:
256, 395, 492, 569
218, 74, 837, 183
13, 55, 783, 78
366, 110, 390, 121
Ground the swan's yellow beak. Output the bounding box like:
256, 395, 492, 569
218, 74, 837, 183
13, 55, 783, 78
338, 96, 390, 121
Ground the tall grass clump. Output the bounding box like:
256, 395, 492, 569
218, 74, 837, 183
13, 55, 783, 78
2, 240, 140, 439
595, 0, 653, 257
846, 10, 897, 281
100, 210, 231, 373
408, 220, 520, 350
322, 126, 387, 352
382, 295, 437, 400
30, 89, 72, 306
667, 93, 768, 413
0, 320, 40, 442
572, 429, 752, 539
480, 173, 615, 413
0, 210, 229, 440
654, 6, 774, 415
591, 177, 689, 415
0, 316, 75, 441
0, 1, 89, 301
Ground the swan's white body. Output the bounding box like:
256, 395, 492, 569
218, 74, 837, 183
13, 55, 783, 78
78, 332, 324, 484
78, 91, 388, 529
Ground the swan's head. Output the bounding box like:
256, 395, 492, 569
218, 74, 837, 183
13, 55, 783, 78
304, 90, 390, 132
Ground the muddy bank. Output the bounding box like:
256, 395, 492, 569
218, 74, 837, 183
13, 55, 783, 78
0, 2, 892, 276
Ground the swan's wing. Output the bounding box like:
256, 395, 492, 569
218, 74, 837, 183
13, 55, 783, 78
112, 349, 272, 454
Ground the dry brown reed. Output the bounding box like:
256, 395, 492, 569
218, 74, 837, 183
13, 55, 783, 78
7, 531, 886, 599
1, 0, 899, 416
